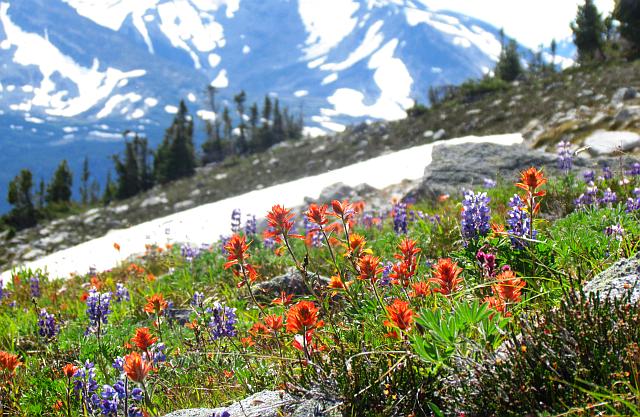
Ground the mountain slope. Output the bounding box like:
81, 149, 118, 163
0, 0, 505, 211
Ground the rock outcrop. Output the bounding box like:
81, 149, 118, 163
583, 252, 640, 303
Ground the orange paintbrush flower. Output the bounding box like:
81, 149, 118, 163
131, 327, 158, 352
144, 293, 168, 314
357, 254, 383, 282
516, 167, 547, 197
223, 234, 251, 269
429, 258, 463, 296
389, 237, 421, 287
396, 237, 421, 262
329, 200, 356, 221
328, 275, 345, 290
384, 299, 414, 331
264, 205, 303, 240
286, 301, 320, 334
492, 269, 526, 303
345, 233, 368, 259
305, 203, 329, 228
62, 363, 79, 379
410, 281, 431, 298
0, 351, 22, 376
264, 314, 284, 332
123, 352, 152, 383
271, 291, 293, 306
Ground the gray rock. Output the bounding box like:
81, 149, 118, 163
613, 105, 640, 124
314, 182, 375, 204
141, 193, 169, 208
423, 130, 434, 138
174, 200, 194, 211
163, 389, 340, 417
583, 130, 640, 155
405, 142, 590, 201
583, 252, 640, 303
253, 267, 330, 301
611, 87, 638, 105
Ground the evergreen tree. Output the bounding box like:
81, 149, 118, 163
495, 39, 523, 82
7, 169, 37, 229
89, 180, 101, 204
571, 0, 605, 62
79, 157, 90, 205
154, 100, 196, 184
113, 134, 153, 199
272, 99, 284, 144
46, 160, 73, 206
249, 102, 259, 151
102, 171, 117, 205
234, 90, 248, 154
36, 178, 45, 210
550, 39, 558, 71
202, 86, 224, 165
258, 96, 273, 150
614, 0, 640, 58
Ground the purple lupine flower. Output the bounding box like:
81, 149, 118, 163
461, 190, 491, 240
37, 308, 58, 339
191, 291, 205, 309
0, 279, 4, 302
629, 162, 640, 176
393, 202, 408, 235
483, 178, 497, 189
150, 342, 166, 363
208, 302, 237, 340
361, 212, 374, 228
506, 194, 536, 249
74, 361, 100, 414
605, 224, 625, 241
219, 235, 231, 255
85, 288, 112, 336
100, 380, 144, 417
181, 244, 201, 262
583, 170, 595, 183
603, 165, 613, 180
112, 356, 125, 373
303, 217, 322, 248
574, 182, 599, 210
244, 214, 257, 237
379, 261, 394, 287
114, 283, 130, 302
557, 140, 573, 173
212, 411, 231, 417
230, 209, 242, 233
599, 188, 617, 206
30, 276, 41, 298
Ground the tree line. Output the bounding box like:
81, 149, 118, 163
3, 92, 303, 232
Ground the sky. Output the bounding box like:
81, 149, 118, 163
425, 0, 615, 49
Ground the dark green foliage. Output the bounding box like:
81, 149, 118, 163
154, 100, 196, 184
450, 287, 640, 416
495, 39, 523, 82
614, 0, 640, 58
45, 160, 73, 206
234, 90, 248, 155
571, 0, 606, 62
201, 86, 224, 165
6, 169, 37, 229
102, 170, 117, 205
112, 134, 154, 199
79, 156, 90, 205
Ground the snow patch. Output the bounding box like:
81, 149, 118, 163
208, 53, 221, 68
88, 130, 122, 141
319, 20, 384, 72
187, 93, 197, 102
25, 116, 44, 124
96, 93, 142, 119
303, 126, 326, 137
242, 45, 250, 54
298, 0, 360, 59
144, 97, 158, 107
320, 121, 345, 132
0, 133, 524, 281
131, 109, 145, 119
210, 69, 228, 88
164, 105, 178, 114
321, 73, 338, 85
197, 109, 216, 121
294, 90, 309, 98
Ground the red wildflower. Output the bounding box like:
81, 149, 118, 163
123, 352, 152, 383
292, 330, 321, 355
389, 237, 421, 287
113, 242, 121, 252
53, 400, 64, 411
241, 336, 255, 347
329, 200, 356, 221
429, 258, 463, 296
357, 254, 383, 282
264, 205, 303, 240
410, 281, 431, 298
271, 291, 293, 306
345, 233, 368, 259
0, 351, 22, 376
484, 296, 507, 316
384, 299, 414, 331
264, 314, 284, 332
516, 167, 547, 196
144, 293, 168, 314
249, 322, 270, 338
286, 301, 321, 334
131, 327, 158, 352
328, 275, 345, 290
223, 234, 251, 269
62, 363, 78, 379
492, 270, 526, 304
305, 203, 329, 228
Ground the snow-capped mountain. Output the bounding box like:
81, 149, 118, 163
0, 0, 506, 211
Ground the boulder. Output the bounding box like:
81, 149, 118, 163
433, 129, 446, 141
404, 142, 584, 201
583, 252, 640, 303
312, 182, 376, 204
583, 130, 640, 155
253, 267, 330, 302
162, 390, 339, 417
611, 87, 638, 105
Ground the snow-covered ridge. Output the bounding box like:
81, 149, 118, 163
0, 133, 523, 282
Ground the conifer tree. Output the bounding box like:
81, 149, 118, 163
234, 90, 248, 155
249, 102, 259, 151
495, 39, 522, 82
259, 96, 273, 150
113, 134, 153, 199
36, 178, 45, 210
79, 157, 90, 205
102, 171, 117, 205
202, 86, 224, 164
614, 0, 640, 58
46, 160, 73, 206
571, 0, 605, 62
7, 169, 37, 229
272, 99, 284, 144
550, 39, 558, 71
154, 100, 196, 184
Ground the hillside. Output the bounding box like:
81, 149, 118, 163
2, 59, 640, 270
